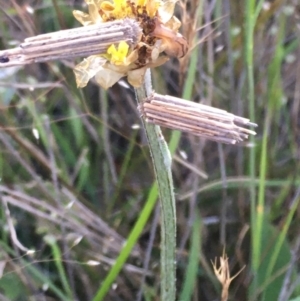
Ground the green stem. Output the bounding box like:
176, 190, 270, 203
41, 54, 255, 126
245, 3, 257, 274
135, 69, 176, 301
244, 0, 262, 296
44, 235, 73, 300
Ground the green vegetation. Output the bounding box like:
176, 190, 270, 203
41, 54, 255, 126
0, 0, 300, 300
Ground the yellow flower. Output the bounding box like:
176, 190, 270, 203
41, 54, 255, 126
100, 0, 135, 20
73, 0, 188, 89
106, 42, 129, 65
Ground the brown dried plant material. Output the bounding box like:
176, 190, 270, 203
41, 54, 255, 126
72, 0, 188, 89
139, 93, 257, 144
212, 252, 245, 301
0, 0, 189, 89
0, 19, 141, 67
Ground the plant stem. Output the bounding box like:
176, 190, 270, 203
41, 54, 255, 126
244, 0, 257, 278
244, 0, 263, 297
135, 69, 176, 301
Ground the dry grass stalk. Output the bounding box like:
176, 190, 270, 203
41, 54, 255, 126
0, 184, 133, 256
139, 93, 257, 144
0, 19, 141, 67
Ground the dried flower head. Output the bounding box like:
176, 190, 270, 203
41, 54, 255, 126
212, 252, 245, 301
73, 0, 188, 89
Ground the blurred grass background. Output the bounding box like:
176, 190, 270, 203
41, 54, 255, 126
0, 0, 300, 300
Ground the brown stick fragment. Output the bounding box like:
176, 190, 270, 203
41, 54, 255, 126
0, 19, 141, 67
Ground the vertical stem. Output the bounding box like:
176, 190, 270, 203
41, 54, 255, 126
135, 69, 176, 301
245, 0, 264, 297
244, 0, 258, 293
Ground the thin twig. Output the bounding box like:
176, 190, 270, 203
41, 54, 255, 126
43, 116, 76, 300
173, 154, 208, 179
0, 132, 56, 201
0, 185, 128, 256
218, 142, 228, 245
136, 204, 160, 301
100, 89, 118, 185
2, 198, 32, 253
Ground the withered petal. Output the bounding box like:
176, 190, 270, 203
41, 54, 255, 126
158, 0, 177, 24
94, 68, 126, 89
127, 67, 148, 87
74, 56, 106, 88
87, 0, 103, 23
148, 55, 169, 68
73, 10, 94, 26
165, 15, 181, 31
